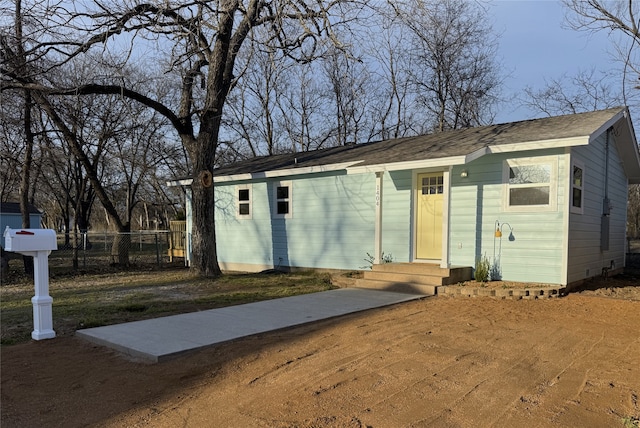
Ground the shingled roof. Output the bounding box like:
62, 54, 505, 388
0, 202, 41, 215
209, 107, 636, 181
163, 107, 640, 185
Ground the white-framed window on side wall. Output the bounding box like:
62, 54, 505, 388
570, 159, 585, 214
236, 184, 252, 219
502, 156, 558, 212
273, 181, 292, 219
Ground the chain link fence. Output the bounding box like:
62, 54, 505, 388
2, 232, 639, 279
48, 231, 188, 272
627, 238, 640, 268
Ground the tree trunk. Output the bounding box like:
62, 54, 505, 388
190, 179, 220, 276
16, 0, 34, 276
186, 121, 222, 277
111, 225, 131, 267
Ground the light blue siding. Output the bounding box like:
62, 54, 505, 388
215, 181, 278, 268
0, 213, 42, 232
285, 174, 375, 269
380, 170, 412, 263
567, 132, 628, 282
214, 172, 376, 270
449, 149, 568, 284
195, 129, 631, 285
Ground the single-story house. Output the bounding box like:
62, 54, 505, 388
1, 202, 43, 234
169, 107, 640, 288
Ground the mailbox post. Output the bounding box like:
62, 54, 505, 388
3, 227, 58, 340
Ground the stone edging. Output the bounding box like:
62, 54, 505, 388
438, 285, 566, 299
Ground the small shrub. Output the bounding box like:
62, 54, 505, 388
490, 260, 502, 281
622, 416, 640, 428
475, 254, 491, 283
361, 252, 394, 269
381, 253, 394, 264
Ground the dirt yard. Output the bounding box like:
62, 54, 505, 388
2, 273, 639, 427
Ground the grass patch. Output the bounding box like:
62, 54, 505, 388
622, 416, 640, 428
1, 268, 336, 345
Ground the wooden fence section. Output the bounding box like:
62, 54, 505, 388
168, 221, 187, 261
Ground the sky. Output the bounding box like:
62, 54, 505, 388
489, 0, 617, 124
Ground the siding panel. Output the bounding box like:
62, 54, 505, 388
214, 173, 376, 271
449, 149, 568, 284
568, 132, 629, 283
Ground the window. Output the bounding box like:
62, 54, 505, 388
273, 181, 292, 218
571, 160, 585, 214
236, 184, 252, 219
503, 157, 557, 212
421, 175, 444, 195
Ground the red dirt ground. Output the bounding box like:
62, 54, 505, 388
2, 274, 639, 427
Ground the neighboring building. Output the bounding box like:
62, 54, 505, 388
1, 202, 43, 234
170, 107, 640, 287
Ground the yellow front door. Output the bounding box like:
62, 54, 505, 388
416, 173, 443, 260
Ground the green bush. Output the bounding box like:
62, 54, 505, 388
475, 254, 491, 283
361, 252, 394, 269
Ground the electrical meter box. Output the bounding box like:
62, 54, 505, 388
3, 228, 58, 253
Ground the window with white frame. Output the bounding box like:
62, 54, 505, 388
570, 159, 585, 214
273, 181, 292, 218
236, 184, 252, 219
503, 157, 558, 212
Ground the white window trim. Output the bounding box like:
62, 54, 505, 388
236, 184, 252, 219
502, 156, 558, 212
272, 180, 293, 219
570, 158, 585, 215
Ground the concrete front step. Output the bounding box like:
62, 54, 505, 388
354, 278, 438, 295
363, 270, 445, 286
353, 263, 473, 295
367, 264, 473, 286
371, 263, 450, 274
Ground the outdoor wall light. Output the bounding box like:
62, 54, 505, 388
460, 169, 468, 178
495, 220, 515, 241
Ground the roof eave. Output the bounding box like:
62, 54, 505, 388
487, 136, 590, 154
611, 109, 640, 184
213, 160, 363, 183
346, 156, 469, 174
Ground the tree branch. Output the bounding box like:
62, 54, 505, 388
2, 81, 192, 137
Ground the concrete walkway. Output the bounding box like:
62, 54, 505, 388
76, 288, 424, 362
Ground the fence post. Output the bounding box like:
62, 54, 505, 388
155, 233, 160, 266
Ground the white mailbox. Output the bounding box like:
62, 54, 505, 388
3, 227, 58, 340
4, 228, 57, 253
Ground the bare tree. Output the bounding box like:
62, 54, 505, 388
277, 62, 335, 152
522, 69, 622, 116
1, 1, 362, 277
390, 0, 501, 132
361, 8, 421, 140
321, 47, 370, 146
0, 91, 24, 202
4, 0, 43, 274
630, 184, 640, 238
563, 0, 639, 95
224, 36, 290, 157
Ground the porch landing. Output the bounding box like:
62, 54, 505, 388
355, 263, 473, 296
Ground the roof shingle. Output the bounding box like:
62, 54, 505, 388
212, 107, 628, 177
